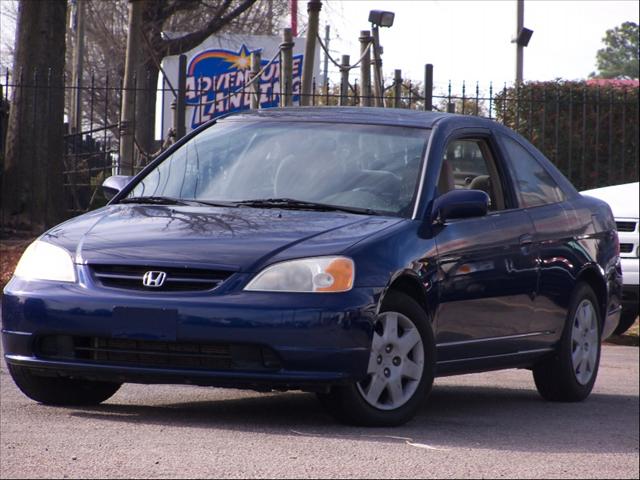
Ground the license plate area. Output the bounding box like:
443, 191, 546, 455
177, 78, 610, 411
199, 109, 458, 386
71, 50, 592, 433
112, 307, 178, 341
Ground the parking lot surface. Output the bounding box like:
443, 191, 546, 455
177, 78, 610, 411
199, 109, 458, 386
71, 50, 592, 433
1, 344, 638, 479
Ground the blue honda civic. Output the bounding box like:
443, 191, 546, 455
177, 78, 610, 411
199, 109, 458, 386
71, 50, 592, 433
1, 107, 622, 426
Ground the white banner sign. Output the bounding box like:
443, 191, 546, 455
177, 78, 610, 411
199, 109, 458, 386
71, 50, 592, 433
160, 34, 317, 138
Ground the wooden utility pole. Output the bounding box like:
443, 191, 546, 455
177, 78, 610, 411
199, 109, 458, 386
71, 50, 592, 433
322, 24, 330, 85
119, 0, 145, 175
300, 0, 321, 106
280, 28, 294, 107
515, 0, 524, 85
251, 51, 262, 110
359, 30, 372, 107
339, 55, 350, 106
423, 63, 433, 111
290, 0, 298, 36
393, 69, 402, 108
371, 25, 383, 107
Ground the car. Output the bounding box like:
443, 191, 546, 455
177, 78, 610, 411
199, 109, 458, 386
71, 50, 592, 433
582, 182, 639, 334
1, 107, 623, 426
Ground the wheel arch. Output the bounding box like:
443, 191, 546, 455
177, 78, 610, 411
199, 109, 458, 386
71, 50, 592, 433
379, 271, 435, 324
575, 264, 608, 326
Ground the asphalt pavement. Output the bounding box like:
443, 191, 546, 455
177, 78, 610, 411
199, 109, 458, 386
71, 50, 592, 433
1, 344, 638, 479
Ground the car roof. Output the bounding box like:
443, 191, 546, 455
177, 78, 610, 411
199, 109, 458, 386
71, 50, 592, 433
220, 106, 494, 129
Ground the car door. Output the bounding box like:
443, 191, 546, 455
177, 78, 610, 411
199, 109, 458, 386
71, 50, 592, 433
434, 133, 540, 364
496, 133, 577, 341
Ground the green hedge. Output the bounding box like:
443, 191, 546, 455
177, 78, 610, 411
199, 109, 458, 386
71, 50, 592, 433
494, 81, 639, 190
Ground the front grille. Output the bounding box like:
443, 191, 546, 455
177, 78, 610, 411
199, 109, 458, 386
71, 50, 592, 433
616, 221, 637, 232
90, 264, 231, 292
36, 336, 282, 371
620, 243, 634, 254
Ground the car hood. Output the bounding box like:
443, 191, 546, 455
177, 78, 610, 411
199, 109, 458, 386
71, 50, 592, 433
582, 182, 639, 219
43, 204, 403, 272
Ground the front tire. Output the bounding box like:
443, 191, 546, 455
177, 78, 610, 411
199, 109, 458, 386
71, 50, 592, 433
318, 291, 435, 426
533, 283, 601, 402
8, 364, 121, 406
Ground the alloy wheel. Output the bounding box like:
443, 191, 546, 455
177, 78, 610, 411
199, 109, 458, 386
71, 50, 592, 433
357, 311, 425, 410
571, 299, 599, 386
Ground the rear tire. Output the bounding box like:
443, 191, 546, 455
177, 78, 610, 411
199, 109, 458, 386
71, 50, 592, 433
7, 364, 121, 406
318, 291, 435, 426
613, 307, 638, 336
533, 283, 601, 402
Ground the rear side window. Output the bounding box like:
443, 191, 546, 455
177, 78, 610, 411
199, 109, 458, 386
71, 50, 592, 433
501, 135, 565, 208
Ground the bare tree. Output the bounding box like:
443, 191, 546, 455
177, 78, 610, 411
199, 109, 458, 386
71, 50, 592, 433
64, 1, 129, 134
1, 0, 68, 232
67, 0, 288, 159
119, 0, 275, 172
0, 0, 18, 72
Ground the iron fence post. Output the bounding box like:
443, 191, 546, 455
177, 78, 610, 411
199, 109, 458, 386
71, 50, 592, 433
580, 86, 587, 189
462, 81, 466, 115
554, 85, 560, 168
488, 82, 493, 119
594, 86, 600, 187
527, 86, 533, 140
621, 89, 626, 186
607, 88, 613, 184
540, 84, 546, 152
568, 85, 573, 182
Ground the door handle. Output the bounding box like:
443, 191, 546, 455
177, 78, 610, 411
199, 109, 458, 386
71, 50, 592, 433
519, 234, 534, 246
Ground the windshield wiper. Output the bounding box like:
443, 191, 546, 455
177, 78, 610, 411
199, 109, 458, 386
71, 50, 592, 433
186, 199, 239, 208
120, 197, 239, 208
119, 196, 190, 206
235, 198, 379, 216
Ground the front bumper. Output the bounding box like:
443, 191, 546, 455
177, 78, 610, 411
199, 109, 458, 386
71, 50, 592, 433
2, 275, 380, 390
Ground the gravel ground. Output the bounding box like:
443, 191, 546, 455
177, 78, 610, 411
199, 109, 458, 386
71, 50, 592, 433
1, 344, 638, 479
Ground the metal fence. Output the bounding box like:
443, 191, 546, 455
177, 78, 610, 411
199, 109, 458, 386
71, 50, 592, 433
1, 69, 638, 227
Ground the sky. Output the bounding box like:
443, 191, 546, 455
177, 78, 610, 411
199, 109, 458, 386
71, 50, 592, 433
315, 0, 639, 93
1, 0, 638, 90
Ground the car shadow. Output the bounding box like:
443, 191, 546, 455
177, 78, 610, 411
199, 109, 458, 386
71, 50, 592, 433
68, 382, 639, 455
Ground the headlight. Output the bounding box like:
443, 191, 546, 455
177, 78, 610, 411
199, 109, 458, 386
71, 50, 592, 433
14, 240, 76, 283
244, 256, 355, 293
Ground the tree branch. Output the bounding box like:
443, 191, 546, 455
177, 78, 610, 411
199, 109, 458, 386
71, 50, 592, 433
159, 0, 202, 20
160, 0, 258, 57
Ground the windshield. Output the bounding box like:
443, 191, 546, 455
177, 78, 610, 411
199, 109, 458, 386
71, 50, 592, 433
126, 120, 430, 217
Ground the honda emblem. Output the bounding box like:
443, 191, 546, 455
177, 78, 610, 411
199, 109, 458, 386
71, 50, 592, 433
142, 271, 167, 288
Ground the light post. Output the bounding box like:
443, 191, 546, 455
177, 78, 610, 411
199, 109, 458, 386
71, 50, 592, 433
513, 0, 533, 84
368, 9, 394, 107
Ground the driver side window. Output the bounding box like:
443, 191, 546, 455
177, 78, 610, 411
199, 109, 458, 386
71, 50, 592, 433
437, 138, 507, 211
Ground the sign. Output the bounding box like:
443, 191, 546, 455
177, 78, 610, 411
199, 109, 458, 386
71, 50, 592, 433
160, 34, 316, 138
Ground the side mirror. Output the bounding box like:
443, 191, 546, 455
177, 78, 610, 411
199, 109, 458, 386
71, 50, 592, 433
432, 189, 489, 224
102, 175, 133, 201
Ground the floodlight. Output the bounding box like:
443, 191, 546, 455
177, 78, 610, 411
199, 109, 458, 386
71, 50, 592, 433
368, 10, 395, 28
516, 27, 533, 47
